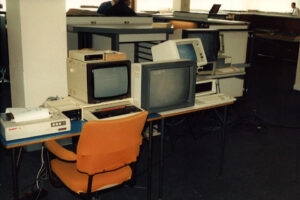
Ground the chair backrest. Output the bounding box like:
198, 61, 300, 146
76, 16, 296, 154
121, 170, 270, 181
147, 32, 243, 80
76, 111, 148, 175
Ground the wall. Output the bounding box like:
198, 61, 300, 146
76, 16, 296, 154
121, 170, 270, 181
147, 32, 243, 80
6, 0, 68, 107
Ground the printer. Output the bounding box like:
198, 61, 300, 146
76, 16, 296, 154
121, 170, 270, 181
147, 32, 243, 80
0, 108, 70, 141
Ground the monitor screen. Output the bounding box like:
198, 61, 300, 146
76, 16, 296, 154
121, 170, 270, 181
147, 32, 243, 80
177, 44, 198, 63
209, 4, 221, 14
182, 30, 219, 62
92, 66, 128, 99
149, 67, 190, 108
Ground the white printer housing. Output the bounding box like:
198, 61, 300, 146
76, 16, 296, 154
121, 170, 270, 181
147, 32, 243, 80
0, 112, 70, 141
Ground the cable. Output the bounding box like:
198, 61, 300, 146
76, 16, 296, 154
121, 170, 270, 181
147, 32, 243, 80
36, 146, 44, 190
16, 147, 23, 168
34, 146, 48, 200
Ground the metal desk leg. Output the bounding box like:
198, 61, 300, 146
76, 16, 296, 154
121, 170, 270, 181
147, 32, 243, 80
158, 118, 165, 200
78, 32, 92, 49
219, 106, 228, 176
11, 148, 19, 200
147, 121, 153, 200
134, 43, 138, 63
111, 34, 119, 51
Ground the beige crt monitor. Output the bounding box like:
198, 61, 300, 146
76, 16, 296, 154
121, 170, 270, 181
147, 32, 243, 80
151, 38, 208, 74
67, 58, 131, 104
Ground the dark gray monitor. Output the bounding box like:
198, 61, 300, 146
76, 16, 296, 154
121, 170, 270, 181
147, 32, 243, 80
139, 60, 196, 114
182, 29, 220, 62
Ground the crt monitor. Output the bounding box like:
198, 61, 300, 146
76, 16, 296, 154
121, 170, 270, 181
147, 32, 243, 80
151, 38, 207, 68
131, 59, 196, 114
67, 59, 131, 104
182, 29, 220, 62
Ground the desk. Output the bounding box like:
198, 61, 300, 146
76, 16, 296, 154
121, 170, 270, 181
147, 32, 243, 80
67, 24, 173, 62
1, 99, 234, 200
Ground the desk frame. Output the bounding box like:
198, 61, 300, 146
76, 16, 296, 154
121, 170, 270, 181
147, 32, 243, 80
146, 102, 232, 200
68, 25, 173, 62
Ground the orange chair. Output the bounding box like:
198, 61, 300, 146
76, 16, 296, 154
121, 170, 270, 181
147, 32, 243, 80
44, 111, 148, 199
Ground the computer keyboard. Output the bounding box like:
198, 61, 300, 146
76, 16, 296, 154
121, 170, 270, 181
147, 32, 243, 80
92, 105, 142, 119
215, 67, 244, 75
195, 93, 235, 106
158, 93, 235, 116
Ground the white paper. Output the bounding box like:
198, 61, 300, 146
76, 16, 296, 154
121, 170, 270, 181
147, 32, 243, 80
5, 108, 50, 123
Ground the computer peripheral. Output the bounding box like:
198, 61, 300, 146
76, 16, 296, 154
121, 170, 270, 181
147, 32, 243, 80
92, 105, 142, 119
195, 93, 233, 106
151, 38, 209, 74
67, 58, 131, 104
215, 66, 245, 75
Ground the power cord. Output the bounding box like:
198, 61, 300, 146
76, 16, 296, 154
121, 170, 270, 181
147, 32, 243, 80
36, 146, 47, 191
20, 146, 48, 200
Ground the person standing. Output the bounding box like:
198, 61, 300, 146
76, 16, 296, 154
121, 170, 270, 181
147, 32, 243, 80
291, 2, 299, 16
104, 0, 136, 16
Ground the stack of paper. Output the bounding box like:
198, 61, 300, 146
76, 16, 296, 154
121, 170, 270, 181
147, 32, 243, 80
5, 108, 50, 123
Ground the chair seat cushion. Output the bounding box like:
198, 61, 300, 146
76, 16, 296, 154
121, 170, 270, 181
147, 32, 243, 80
51, 159, 132, 194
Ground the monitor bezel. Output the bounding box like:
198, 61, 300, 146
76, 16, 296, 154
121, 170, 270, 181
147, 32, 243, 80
86, 60, 131, 104
140, 60, 196, 114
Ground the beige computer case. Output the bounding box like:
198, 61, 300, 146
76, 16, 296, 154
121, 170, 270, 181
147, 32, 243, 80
67, 58, 89, 103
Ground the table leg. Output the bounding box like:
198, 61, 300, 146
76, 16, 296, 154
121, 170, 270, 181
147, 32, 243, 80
111, 34, 119, 51
11, 148, 19, 200
78, 32, 92, 49
219, 106, 228, 176
147, 121, 153, 200
158, 118, 165, 200
134, 43, 138, 63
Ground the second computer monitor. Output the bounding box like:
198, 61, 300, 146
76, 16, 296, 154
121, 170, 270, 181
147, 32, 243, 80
131, 59, 196, 114
151, 38, 207, 68
182, 29, 220, 62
